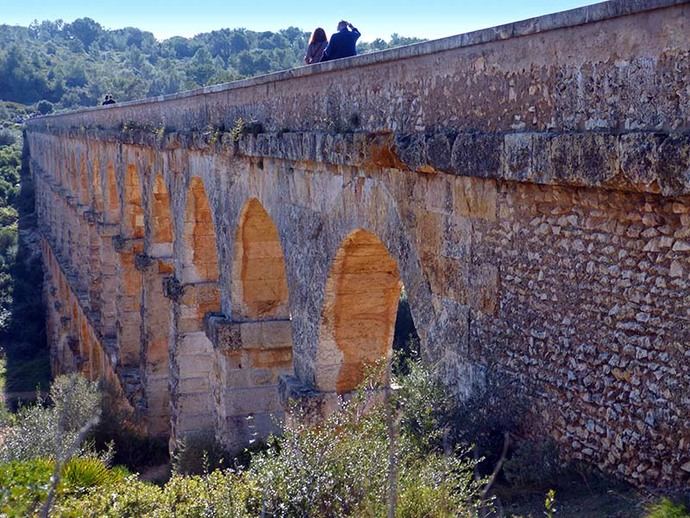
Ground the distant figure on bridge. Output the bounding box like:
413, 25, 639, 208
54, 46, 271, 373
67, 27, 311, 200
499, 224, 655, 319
321, 21, 360, 62
305, 28, 328, 64
102, 94, 116, 106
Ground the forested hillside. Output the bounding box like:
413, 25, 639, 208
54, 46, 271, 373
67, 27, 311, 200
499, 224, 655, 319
0, 17, 424, 111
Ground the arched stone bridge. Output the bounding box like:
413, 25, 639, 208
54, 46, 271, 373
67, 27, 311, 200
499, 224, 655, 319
25, 0, 690, 487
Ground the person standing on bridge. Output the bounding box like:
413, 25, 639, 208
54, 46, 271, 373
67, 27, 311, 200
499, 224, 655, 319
305, 27, 329, 64
321, 20, 360, 62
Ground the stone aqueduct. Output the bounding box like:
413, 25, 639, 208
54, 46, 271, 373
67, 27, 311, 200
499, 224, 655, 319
24, 0, 690, 487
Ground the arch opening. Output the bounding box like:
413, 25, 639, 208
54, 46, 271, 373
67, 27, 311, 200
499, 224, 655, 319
151, 174, 173, 256
392, 286, 420, 374
182, 177, 219, 284
232, 198, 289, 320
68, 152, 78, 193
79, 154, 89, 205
124, 164, 144, 238
317, 229, 402, 394
92, 156, 103, 213
106, 161, 118, 220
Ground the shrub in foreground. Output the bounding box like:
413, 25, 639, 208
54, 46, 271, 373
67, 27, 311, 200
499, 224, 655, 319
646, 498, 690, 518
2, 361, 484, 516
0, 457, 124, 517
0, 374, 100, 463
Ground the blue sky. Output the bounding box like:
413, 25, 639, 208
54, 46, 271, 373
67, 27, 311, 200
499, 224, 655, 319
1, 0, 600, 41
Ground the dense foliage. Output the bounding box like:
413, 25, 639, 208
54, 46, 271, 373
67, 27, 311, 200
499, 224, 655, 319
645, 499, 690, 518
0, 363, 484, 517
0, 374, 101, 463
0, 128, 20, 329
0, 109, 48, 393
0, 18, 424, 110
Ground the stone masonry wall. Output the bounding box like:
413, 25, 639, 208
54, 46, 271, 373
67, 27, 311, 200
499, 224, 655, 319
25, 0, 690, 488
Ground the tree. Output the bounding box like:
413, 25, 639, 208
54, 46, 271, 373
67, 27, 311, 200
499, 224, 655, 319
63, 61, 87, 88
164, 36, 197, 59
66, 18, 101, 48
389, 33, 425, 47
36, 100, 53, 115
0, 17, 422, 108
229, 31, 250, 53
0, 45, 50, 104
186, 47, 217, 85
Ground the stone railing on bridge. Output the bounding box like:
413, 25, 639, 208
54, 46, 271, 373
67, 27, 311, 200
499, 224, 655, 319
26, 0, 690, 488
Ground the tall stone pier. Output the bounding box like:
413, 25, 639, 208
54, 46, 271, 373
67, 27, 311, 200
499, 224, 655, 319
25, 0, 690, 487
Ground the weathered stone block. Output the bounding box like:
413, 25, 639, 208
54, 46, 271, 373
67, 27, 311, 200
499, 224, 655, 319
453, 176, 497, 221
205, 314, 242, 351
451, 133, 502, 178
619, 132, 664, 188
503, 133, 532, 181
657, 133, 690, 196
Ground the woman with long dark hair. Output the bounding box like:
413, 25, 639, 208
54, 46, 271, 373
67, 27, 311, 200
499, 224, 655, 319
304, 28, 328, 65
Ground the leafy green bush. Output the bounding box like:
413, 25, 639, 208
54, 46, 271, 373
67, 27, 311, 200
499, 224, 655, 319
0, 374, 100, 462
0, 458, 53, 517
52, 474, 163, 518
60, 457, 127, 496
0, 129, 16, 147
1, 362, 485, 516
394, 353, 450, 452
53, 470, 255, 518
244, 360, 482, 517
0, 206, 17, 226
35, 99, 54, 115
159, 470, 252, 517
646, 498, 690, 518
0, 457, 123, 517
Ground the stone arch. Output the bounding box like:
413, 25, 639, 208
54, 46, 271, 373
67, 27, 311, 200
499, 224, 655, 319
151, 174, 173, 256
106, 160, 119, 221
92, 155, 103, 213
79, 153, 89, 205
124, 164, 144, 238
231, 198, 289, 320
68, 151, 78, 194
56, 147, 63, 187
316, 229, 402, 394
182, 177, 219, 284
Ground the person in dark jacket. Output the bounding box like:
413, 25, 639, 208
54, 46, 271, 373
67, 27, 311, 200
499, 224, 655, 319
102, 94, 116, 105
305, 27, 328, 64
321, 21, 360, 62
